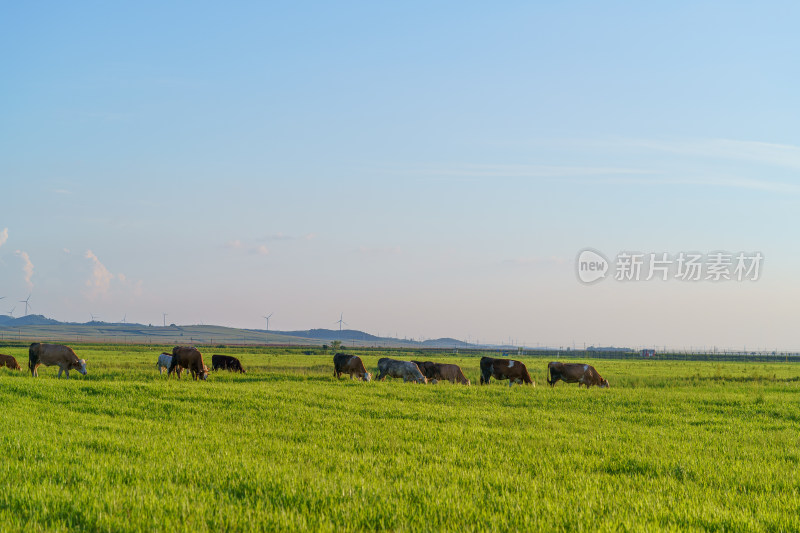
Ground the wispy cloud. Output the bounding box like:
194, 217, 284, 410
0, 228, 7, 249
622, 138, 800, 170
592, 175, 800, 193
422, 138, 800, 193
85, 250, 114, 299
419, 164, 655, 179
15, 250, 34, 288
226, 239, 270, 256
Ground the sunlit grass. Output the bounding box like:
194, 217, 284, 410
0, 344, 798, 531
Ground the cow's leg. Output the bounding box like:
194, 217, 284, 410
57, 365, 64, 378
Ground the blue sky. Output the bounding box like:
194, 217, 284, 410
2, 2, 799, 349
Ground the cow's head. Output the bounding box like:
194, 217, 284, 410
201, 365, 209, 380
73, 359, 88, 375
599, 378, 610, 388
361, 371, 372, 382
12, 361, 21, 370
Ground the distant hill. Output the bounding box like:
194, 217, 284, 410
0, 314, 61, 327
274, 329, 382, 342
0, 315, 497, 349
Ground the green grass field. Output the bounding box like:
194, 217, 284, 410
0, 344, 798, 532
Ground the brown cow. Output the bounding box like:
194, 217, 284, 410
28, 343, 87, 378
547, 362, 609, 388
333, 353, 371, 381
411, 361, 470, 385
479, 357, 534, 386
168, 346, 208, 381
0, 354, 21, 370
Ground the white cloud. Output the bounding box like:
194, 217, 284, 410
252, 245, 269, 256
15, 250, 34, 288
85, 250, 114, 299
0, 228, 7, 249
225, 239, 243, 249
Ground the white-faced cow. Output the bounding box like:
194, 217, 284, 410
168, 346, 208, 381
479, 356, 534, 387
376, 358, 427, 384
547, 362, 609, 388
28, 343, 87, 378
411, 361, 470, 385
333, 353, 371, 381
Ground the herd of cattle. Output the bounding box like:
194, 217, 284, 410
334, 353, 610, 387
0, 343, 611, 388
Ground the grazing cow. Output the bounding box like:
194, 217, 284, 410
211, 354, 246, 373
168, 346, 208, 381
411, 361, 470, 385
547, 362, 609, 388
479, 357, 534, 387
333, 353, 371, 381
156, 352, 176, 375
376, 358, 427, 384
28, 343, 87, 378
0, 354, 21, 371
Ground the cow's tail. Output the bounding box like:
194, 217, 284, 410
28, 343, 40, 375
546, 362, 556, 386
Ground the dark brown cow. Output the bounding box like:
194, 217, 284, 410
411, 361, 470, 385
333, 353, 371, 381
0, 354, 21, 370
548, 362, 609, 388
28, 343, 87, 378
212, 354, 245, 373
168, 346, 208, 380
479, 357, 534, 387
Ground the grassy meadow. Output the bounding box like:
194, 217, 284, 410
0, 344, 798, 532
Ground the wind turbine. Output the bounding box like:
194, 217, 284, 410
162, 313, 168, 327
7, 306, 15, 318
90, 313, 100, 322
262, 313, 273, 331
19, 294, 31, 316
335, 312, 348, 340
121, 313, 127, 324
